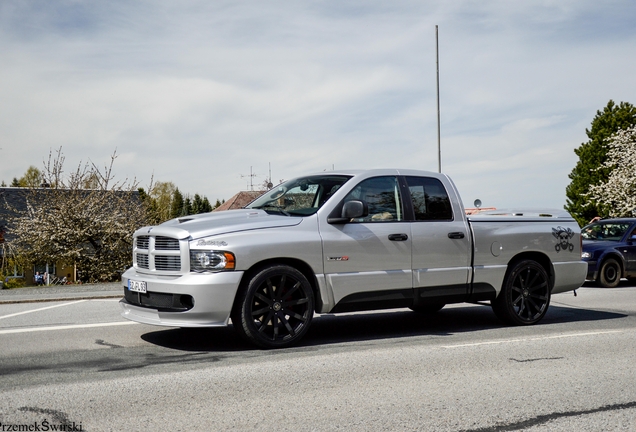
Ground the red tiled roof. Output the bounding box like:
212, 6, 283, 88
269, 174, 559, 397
213, 191, 266, 211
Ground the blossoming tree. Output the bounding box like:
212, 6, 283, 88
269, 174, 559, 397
3, 149, 148, 283
586, 126, 636, 218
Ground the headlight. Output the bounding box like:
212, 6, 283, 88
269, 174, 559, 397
581, 251, 592, 259
190, 250, 236, 272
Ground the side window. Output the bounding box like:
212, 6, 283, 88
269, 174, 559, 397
344, 176, 403, 222
405, 176, 453, 221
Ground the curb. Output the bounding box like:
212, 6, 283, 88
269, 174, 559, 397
0, 294, 123, 305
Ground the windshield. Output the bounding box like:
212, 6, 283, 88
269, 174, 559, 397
246, 175, 351, 216
581, 222, 633, 241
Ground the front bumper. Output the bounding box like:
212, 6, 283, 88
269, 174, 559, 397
120, 267, 244, 327
583, 260, 598, 281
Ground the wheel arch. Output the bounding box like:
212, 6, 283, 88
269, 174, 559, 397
598, 252, 625, 278
506, 252, 555, 292
234, 257, 321, 312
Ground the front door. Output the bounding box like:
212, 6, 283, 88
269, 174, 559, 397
320, 176, 412, 309
623, 226, 636, 277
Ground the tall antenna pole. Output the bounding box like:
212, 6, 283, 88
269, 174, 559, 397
436, 25, 442, 173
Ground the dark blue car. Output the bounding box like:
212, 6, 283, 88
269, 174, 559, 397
581, 218, 636, 287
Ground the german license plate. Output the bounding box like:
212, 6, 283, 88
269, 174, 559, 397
128, 279, 147, 293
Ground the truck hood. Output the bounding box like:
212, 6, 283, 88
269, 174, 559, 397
155, 209, 303, 239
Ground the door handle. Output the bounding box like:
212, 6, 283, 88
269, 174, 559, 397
448, 232, 465, 239
388, 233, 409, 241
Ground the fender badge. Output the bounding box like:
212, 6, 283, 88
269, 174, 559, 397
327, 256, 349, 261
197, 240, 228, 247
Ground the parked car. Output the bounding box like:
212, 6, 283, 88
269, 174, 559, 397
581, 218, 636, 287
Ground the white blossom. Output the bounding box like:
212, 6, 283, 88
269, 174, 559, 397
587, 126, 636, 218
3, 149, 148, 282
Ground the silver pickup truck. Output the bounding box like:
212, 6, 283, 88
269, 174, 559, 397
121, 169, 586, 348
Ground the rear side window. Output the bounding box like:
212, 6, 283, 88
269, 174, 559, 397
405, 176, 453, 221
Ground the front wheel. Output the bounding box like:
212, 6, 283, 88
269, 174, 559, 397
231, 265, 314, 349
492, 260, 551, 325
598, 258, 621, 288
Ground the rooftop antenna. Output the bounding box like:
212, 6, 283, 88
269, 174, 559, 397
436, 24, 442, 173
240, 166, 257, 191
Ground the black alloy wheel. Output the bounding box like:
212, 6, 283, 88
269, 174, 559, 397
598, 258, 621, 288
232, 265, 314, 349
492, 260, 551, 325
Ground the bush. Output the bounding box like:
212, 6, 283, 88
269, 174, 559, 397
3, 277, 26, 289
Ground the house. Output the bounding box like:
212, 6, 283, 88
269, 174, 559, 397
213, 191, 266, 212
1, 187, 80, 284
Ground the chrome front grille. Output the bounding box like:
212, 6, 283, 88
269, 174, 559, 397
137, 236, 150, 249
155, 236, 180, 250
136, 254, 149, 269
155, 256, 181, 271
134, 234, 184, 272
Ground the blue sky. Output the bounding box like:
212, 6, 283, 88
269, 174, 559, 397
1, 1, 635, 210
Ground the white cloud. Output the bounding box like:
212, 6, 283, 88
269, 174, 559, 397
1, 0, 635, 212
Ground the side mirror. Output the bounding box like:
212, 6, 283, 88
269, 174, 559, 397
327, 200, 368, 224
342, 200, 368, 219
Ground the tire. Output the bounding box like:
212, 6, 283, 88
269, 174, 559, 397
492, 260, 551, 325
231, 265, 314, 349
409, 303, 445, 314
598, 258, 621, 288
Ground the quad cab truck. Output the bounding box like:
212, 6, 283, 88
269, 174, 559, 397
121, 169, 587, 348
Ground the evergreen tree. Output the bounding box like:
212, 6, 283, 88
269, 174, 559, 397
171, 188, 184, 219
192, 194, 203, 215
138, 187, 160, 225
565, 100, 636, 226
201, 196, 213, 213
181, 197, 192, 216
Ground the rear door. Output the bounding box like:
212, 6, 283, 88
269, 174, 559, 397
405, 176, 471, 300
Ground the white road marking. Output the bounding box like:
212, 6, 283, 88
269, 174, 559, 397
0, 300, 87, 320
0, 321, 139, 335
440, 330, 624, 348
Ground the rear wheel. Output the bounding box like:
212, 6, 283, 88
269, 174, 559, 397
232, 265, 314, 349
492, 260, 551, 325
598, 258, 621, 288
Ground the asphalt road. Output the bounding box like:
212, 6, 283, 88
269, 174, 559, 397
0, 282, 635, 431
